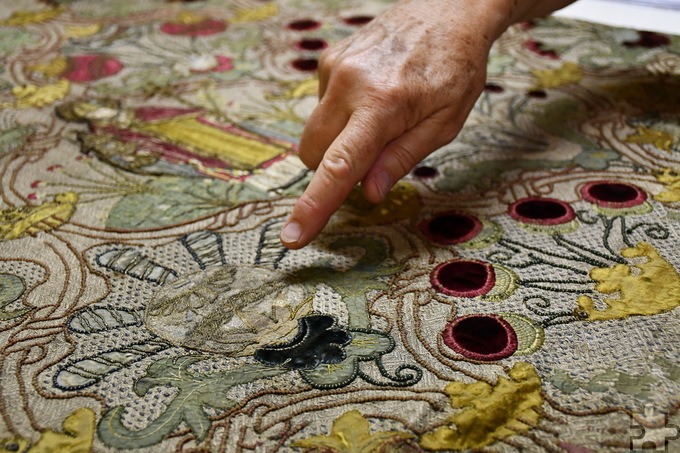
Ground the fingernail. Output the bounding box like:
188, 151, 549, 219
375, 171, 392, 199
280, 220, 302, 244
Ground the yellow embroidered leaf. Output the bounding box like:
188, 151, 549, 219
175, 11, 203, 25
420, 362, 542, 451
31, 56, 68, 78
577, 242, 680, 321
268, 78, 319, 100
292, 410, 414, 452
532, 62, 583, 89
65, 23, 102, 38
231, 3, 278, 23
0, 192, 78, 241
8, 80, 70, 109
0, 437, 30, 453
28, 408, 95, 453
344, 182, 422, 225
626, 126, 674, 152
0, 7, 63, 26
653, 167, 680, 202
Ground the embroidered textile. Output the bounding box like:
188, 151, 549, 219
0, 1, 679, 452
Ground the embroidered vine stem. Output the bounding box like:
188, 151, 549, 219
523, 296, 583, 327
626, 222, 670, 240
357, 356, 423, 387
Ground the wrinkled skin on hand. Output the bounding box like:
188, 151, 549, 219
280, 0, 575, 249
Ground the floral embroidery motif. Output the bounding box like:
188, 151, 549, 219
0, 408, 96, 453
420, 362, 543, 451
532, 61, 583, 88
577, 242, 680, 320
0, 192, 78, 241
292, 410, 416, 452
0, 2, 678, 452
254, 315, 352, 370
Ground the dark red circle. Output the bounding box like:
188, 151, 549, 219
288, 19, 322, 31
624, 31, 670, 48
420, 212, 483, 245
296, 38, 327, 51
443, 314, 518, 361
484, 83, 504, 93
527, 89, 547, 98
431, 260, 495, 297
412, 166, 438, 178
291, 58, 319, 72
509, 197, 575, 225
343, 15, 374, 26
581, 181, 647, 208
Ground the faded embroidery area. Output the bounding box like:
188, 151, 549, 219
0, 0, 679, 452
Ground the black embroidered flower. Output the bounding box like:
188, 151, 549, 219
254, 315, 351, 370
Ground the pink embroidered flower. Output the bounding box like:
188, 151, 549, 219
62, 55, 123, 83
524, 40, 559, 59
160, 18, 227, 36
188, 55, 233, 73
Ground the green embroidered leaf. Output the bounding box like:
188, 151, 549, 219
99, 357, 287, 449
0, 125, 35, 155
0, 273, 29, 321
183, 405, 212, 442
296, 237, 401, 329
549, 369, 657, 400
106, 176, 264, 230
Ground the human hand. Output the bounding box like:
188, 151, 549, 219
279, 0, 570, 249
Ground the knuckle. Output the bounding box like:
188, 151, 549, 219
321, 149, 355, 181
295, 193, 322, 215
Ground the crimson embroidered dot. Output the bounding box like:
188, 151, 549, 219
296, 38, 327, 51
509, 198, 575, 225
527, 89, 547, 98
581, 181, 647, 208
291, 58, 319, 71
343, 15, 374, 26
443, 314, 518, 361
624, 31, 670, 48
484, 83, 504, 93
412, 166, 438, 178
420, 212, 482, 245
524, 40, 559, 59
431, 259, 495, 297
288, 19, 322, 31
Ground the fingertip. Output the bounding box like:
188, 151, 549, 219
280, 219, 303, 249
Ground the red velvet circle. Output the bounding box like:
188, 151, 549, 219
288, 19, 322, 31
443, 314, 518, 361
419, 212, 483, 245
291, 58, 319, 72
508, 197, 575, 225
412, 166, 438, 178
431, 260, 495, 297
343, 15, 374, 26
296, 38, 327, 51
484, 83, 504, 93
581, 181, 647, 208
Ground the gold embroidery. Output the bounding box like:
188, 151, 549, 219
577, 242, 680, 320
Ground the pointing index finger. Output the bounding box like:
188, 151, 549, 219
280, 113, 396, 249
